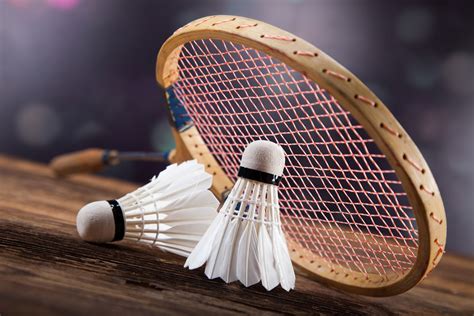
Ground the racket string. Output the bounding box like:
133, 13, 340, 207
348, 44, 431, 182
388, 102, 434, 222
173, 38, 418, 278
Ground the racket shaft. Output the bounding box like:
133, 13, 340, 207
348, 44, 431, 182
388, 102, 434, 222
50, 149, 170, 177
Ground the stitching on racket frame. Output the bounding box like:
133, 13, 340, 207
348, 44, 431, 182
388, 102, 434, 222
157, 15, 446, 295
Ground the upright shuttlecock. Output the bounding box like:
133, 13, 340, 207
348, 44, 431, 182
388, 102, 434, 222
185, 140, 295, 291
76, 160, 219, 257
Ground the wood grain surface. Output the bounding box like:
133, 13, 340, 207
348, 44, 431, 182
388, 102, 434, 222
0, 155, 472, 315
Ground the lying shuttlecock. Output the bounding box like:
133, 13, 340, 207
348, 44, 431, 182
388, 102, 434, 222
185, 140, 295, 291
76, 160, 219, 257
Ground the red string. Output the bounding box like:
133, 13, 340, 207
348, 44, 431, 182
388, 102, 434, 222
173, 39, 418, 277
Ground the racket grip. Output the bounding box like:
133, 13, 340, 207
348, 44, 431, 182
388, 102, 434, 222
50, 148, 116, 177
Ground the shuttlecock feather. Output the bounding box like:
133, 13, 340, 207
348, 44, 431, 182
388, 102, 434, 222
76, 160, 219, 257
185, 140, 296, 291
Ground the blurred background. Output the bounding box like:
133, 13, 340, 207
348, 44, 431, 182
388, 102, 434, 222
0, 0, 472, 256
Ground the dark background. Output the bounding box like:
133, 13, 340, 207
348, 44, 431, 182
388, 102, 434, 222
1, 0, 472, 256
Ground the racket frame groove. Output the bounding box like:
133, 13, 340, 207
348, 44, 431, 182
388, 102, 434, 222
156, 15, 446, 296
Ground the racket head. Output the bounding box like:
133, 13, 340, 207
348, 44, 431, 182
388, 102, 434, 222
157, 15, 446, 296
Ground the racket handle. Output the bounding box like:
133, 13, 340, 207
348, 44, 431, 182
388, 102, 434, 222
50, 148, 116, 177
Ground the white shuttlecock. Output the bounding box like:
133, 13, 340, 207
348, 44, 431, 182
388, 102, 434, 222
76, 160, 219, 257
185, 140, 295, 291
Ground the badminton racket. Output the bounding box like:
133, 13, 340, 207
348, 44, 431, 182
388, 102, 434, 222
153, 15, 446, 296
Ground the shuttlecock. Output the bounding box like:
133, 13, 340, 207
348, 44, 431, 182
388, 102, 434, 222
185, 140, 295, 291
76, 160, 219, 257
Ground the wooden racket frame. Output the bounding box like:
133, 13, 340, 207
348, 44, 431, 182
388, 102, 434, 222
156, 15, 446, 296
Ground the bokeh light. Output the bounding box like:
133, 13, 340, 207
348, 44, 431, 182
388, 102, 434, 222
396, 6, 435, 43
442, 52, 474, 96
46, 0, 80, 10
7, 0, 80, 10
405, 55, 439, 89
150, 118, 175, 153
15, 103, 62, 147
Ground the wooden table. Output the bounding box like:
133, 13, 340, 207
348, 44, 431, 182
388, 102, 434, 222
0, 155, 473, 315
